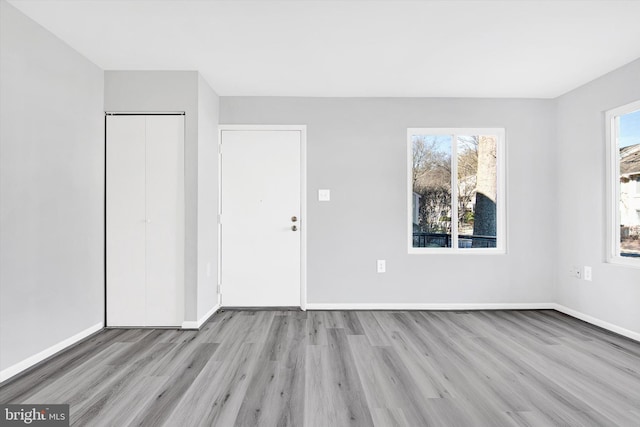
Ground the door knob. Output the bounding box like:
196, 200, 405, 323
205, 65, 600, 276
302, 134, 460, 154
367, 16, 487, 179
291, 225, 298, 231
291, 216, 298, 222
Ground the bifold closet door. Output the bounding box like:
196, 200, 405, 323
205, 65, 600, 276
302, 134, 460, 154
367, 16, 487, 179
106, 115, 184, 327
144, 115, 184, 327
106, 116, 146, 327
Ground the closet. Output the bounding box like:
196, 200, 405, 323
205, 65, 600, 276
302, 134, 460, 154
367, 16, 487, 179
106, 114, 184, 327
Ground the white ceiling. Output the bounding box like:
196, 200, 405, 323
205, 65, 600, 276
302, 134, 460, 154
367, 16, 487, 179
8, 0, 640, 98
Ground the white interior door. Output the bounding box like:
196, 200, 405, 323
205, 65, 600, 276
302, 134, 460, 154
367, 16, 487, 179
221, 129, 302, 307
106, 115, 146, 326
145, 115, 184, 326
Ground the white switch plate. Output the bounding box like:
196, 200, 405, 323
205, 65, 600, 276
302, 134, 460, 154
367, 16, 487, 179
318, 189, 331, 201
206, 262, 211, 277
583, 266, 592, 281
377, 259, 386, 273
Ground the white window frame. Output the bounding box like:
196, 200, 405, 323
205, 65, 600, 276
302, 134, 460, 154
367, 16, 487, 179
605, 100, 640, 267
407, 127, 506, 254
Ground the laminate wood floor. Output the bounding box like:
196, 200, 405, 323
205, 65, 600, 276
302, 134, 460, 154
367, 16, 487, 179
2, 310, 640, 426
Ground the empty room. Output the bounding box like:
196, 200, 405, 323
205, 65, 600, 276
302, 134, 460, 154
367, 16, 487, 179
1, 0, 640, 425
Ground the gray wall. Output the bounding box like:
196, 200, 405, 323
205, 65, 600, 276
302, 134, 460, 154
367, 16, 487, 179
555, 58, 640, 334
0, 0, 104, 371
104, 70, 200, 321
221, 97, 557, 304
197, 75, 220, 319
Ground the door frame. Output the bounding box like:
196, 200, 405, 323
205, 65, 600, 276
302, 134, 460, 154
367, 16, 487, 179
218, 125, 307, 310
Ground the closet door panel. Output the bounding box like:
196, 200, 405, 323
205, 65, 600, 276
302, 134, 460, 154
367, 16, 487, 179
106, 116, 146, 327
145, 115, 184, 327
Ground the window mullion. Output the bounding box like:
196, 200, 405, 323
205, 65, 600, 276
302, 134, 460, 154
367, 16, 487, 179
451, 134, 458, 249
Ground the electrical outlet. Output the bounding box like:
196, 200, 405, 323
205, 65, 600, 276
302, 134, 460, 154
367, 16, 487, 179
377, 260, 386, 273
583, 266, 592, 281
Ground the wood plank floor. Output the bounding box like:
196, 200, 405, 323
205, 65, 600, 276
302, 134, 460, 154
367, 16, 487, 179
2, 310, 640, 426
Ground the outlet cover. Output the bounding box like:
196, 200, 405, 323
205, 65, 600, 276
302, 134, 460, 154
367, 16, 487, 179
583, 266, 592, 281
318, 189, 331, 201
377, 260, 386, 273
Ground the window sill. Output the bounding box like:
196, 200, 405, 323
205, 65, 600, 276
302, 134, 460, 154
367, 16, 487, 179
408, 248, 506, 255
607, 257, 640, 269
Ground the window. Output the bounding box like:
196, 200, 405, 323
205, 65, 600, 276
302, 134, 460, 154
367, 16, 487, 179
607, 100, 640, 263
408, 128, 505, 253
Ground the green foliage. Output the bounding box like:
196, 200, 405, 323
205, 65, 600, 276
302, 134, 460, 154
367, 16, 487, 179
415, 185, 451, 233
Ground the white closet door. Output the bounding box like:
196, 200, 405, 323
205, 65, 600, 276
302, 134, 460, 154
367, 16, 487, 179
145, 115, 184, 326
106, 116, 146, 327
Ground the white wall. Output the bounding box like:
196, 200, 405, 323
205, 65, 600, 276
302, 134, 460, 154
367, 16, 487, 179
0, 0, 104, 373
221, 97, 557, 306
197, 75, 220, 321
555, 58, 640, 336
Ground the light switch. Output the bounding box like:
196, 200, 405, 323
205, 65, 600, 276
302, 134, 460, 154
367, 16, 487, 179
318, 189, 331, 201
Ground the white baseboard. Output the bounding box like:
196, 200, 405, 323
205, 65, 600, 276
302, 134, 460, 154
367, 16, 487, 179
0, 322, 103, 384
552, 304, 640, 342
182, 303, 221, 330
305, 303, 556, 310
